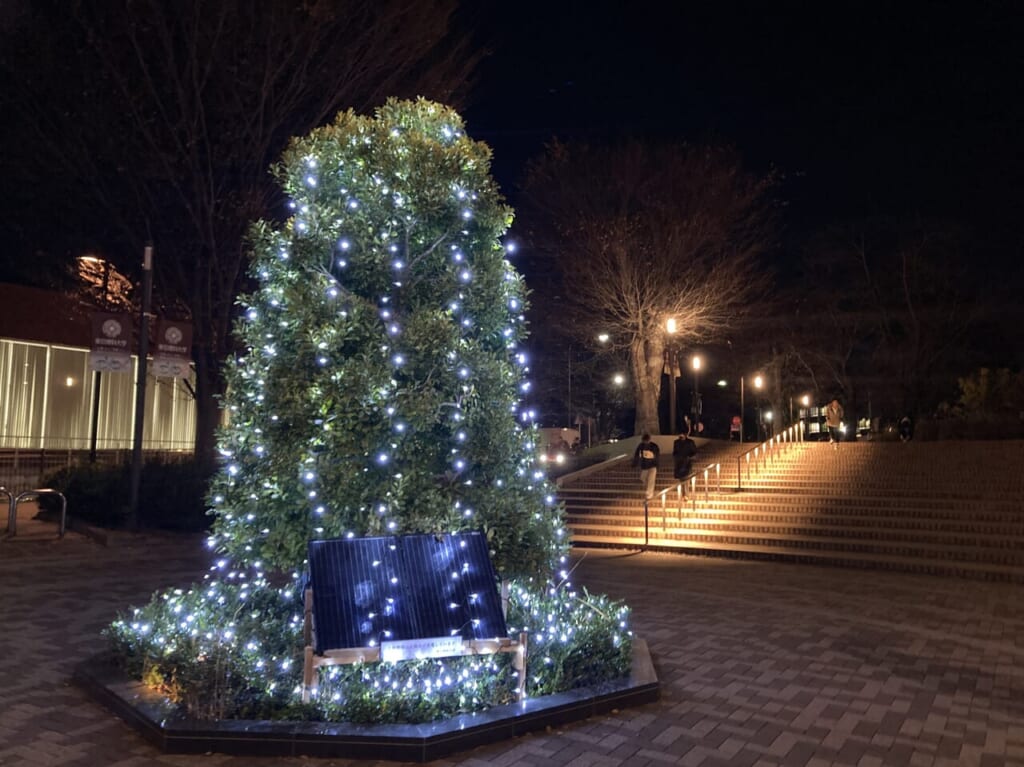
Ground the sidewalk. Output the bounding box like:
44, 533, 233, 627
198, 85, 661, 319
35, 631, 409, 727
0, 531, 1022, 766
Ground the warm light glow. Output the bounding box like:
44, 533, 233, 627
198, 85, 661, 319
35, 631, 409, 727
753, 375, 764, 389
613, 373, 625, 386
765, 411, 773, 421
716, 379, 727, 387
597, 333, 610, 343
65, 376, 75, 387
801, 394, 810, 407
692, 356, 701, 371
665, 318, 677, 334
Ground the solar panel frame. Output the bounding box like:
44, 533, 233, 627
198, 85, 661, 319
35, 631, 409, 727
307, 532, 509, 655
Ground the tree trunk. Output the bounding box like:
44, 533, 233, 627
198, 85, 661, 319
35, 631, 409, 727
193, 347, 224, 472
631, 336, 665, 436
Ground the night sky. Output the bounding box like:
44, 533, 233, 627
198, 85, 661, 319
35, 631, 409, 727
466, 2, 1023, 252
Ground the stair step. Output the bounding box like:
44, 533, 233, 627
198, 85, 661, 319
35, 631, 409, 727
560, 439, 1024, 582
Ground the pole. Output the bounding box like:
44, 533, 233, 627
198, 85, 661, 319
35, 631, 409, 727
128, 244, 153, 530
567, 349, 572, 429
89, 260, 110, 463
88, 370, 101, 462
693, 366, 700, 423
668, 350, 676, 435
740, 375, 745, 443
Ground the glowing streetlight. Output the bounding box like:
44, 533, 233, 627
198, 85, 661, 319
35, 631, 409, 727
691, 355, 702, 426
739, 373, 764, 443
665, 318, 679, 434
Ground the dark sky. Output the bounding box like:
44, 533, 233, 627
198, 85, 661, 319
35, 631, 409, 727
465, 2, 1024, 242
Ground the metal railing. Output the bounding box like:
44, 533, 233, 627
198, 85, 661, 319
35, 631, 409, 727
0, 446, 193, 495
640, 461, 722, 547
735, 422, 804, 490
6, 488, 67, 538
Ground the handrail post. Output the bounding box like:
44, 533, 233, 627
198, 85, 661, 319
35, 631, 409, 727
643, 499, 649, 550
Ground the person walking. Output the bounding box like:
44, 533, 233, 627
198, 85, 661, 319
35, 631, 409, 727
672, 431, 698, 493
825, 398, 844, 449
632, 433, 660, 500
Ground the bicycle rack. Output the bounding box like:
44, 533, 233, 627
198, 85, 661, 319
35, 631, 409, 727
1, 486, 13, 536
10, 488, 67, 538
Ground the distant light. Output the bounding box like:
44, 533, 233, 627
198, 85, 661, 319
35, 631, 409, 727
65, 376, 75, 387
597, 333, 610, 343
692, 356, 702, 371
717, 379, 728, 388
613, 373, 625, 386
666, 318, 677, 334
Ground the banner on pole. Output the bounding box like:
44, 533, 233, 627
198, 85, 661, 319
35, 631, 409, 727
152, 319, 193, 378
88, 313, 133, 373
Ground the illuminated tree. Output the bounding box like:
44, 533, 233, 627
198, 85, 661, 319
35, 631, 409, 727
106, 103, 629, 724
208, 99, 565, 581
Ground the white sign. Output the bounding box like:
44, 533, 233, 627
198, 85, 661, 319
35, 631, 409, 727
89, 352, 133, 373
380, 635, 465, 663
151, 356, 191, 378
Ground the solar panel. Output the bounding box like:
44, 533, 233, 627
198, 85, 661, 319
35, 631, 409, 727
307, 532, 509, 655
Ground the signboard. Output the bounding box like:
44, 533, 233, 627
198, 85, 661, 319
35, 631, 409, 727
88, 313, 132, 373
380, 635, 466, 663
152, 319, 193, 378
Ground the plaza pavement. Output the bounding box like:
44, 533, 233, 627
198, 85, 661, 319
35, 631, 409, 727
1, 522, 1023, 767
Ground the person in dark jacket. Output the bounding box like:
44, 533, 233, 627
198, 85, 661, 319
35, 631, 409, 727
632, 433, 660, 500
672, 431, 697, 483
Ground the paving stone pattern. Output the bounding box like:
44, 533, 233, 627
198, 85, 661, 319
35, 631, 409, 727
1, 526, 1023, 766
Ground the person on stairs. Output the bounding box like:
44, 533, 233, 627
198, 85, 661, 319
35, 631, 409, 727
632, 433, 660, 500
825, 398, 844, 449
672, 430, 698, 494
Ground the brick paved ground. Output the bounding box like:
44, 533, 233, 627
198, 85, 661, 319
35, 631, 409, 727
1, 524, 1023, 766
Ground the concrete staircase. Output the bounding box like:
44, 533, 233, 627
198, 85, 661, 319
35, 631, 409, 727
560, 437, 1024, 581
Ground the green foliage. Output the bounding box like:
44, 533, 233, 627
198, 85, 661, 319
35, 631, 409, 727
107, 577, 632, 723
107, 581, 303, 720
41, 459, 212, 531
207, 98, 566, 581
40, 462, 129, 527
507, 581, 632, 694
107, 99, 631, 727
955, 368, 1024, 416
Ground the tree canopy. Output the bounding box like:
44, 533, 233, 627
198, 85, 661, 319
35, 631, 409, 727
208, 99, 566, 580
519, 140, 775, 435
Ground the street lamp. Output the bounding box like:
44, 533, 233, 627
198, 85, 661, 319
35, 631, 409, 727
665, 318, 679, 434
740, 374, 764, 443
691, 355, 702, 427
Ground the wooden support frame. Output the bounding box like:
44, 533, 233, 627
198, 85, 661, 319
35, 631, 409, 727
301, 588, 528, 703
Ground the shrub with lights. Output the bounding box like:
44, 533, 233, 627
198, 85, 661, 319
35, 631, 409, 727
107, 99, 632, 723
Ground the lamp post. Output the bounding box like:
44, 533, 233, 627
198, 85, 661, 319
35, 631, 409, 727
665, 318, 678, 434
691, 355, 702, 428
740, 374, 763, 443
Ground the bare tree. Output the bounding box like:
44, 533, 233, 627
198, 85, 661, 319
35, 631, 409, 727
520, 140, 775, 435
785, 220, 979, 417
0, 0, 482, 463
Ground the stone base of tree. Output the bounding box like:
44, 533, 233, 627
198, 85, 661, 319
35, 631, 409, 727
73, 640, 658, 762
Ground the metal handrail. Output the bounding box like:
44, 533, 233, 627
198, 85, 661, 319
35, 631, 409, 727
735, 422, 804, 490
654, 461, 721, 532
10, 489, 67, 538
